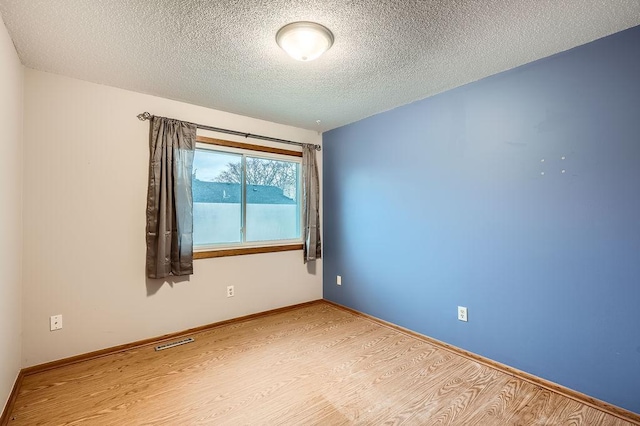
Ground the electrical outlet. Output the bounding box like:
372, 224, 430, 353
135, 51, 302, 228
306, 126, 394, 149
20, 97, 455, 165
227, 285, 235, 298
458, 306, 468, 322
336, 275, 342, 285
50, 314, 63, 331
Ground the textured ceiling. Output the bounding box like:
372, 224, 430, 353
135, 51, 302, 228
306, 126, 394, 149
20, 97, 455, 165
1, 1, 639, 131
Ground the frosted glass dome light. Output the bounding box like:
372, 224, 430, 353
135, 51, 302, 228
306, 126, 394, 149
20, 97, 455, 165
276, 21, 334, 61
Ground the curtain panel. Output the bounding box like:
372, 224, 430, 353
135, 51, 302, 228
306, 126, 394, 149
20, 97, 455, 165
145, 116, 197, 278
302, 145, 322, 263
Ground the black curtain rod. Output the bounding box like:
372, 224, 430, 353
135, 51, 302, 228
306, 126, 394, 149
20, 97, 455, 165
137, 112, 321, 151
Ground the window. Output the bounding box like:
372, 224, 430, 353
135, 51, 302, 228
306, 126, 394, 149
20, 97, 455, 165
192, 136, 303, 258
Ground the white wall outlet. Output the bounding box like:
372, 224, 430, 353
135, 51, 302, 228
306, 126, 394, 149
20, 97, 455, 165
458, 306, 468, 322
50, 314, 62, 331
336, 275, 342, 286
227, 285, 235, 298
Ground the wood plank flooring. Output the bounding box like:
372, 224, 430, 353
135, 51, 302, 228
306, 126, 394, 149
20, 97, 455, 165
6, 302, 634, 425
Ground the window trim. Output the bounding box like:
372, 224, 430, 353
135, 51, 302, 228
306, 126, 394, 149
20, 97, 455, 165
193, 135, 303, 258
194, 243, 304, 259
196, 135, 302, 158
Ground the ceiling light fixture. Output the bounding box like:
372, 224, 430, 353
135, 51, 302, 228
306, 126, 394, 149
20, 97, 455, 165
276, 21, 334, 62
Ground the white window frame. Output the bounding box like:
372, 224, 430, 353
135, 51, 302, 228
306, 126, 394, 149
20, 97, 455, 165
193, 139, 304, 258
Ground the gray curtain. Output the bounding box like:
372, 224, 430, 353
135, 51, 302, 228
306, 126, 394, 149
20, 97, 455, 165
302, 145, 321, 263
145, 116, 196, 278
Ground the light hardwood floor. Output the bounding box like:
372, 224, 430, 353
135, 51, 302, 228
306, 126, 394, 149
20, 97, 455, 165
6, 302, 634, 425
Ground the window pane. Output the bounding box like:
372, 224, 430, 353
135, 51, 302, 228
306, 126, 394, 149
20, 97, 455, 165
245, 157, 300, 242
192, 149, 242, 245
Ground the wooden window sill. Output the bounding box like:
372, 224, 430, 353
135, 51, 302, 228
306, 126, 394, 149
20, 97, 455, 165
194, 244, 303, 259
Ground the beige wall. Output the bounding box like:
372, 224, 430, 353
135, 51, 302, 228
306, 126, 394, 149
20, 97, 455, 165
22, 69, 322, 367
0, 16, 23, 410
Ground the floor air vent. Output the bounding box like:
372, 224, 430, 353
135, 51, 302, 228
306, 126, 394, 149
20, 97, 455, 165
155, 337, 195, 351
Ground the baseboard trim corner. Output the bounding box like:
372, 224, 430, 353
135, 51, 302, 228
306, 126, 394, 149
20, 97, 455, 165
323, 299, 640, 426
0, 370, 24, 426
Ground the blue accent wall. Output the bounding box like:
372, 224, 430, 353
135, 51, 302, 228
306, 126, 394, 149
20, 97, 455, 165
322, 26, 640, 414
